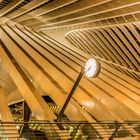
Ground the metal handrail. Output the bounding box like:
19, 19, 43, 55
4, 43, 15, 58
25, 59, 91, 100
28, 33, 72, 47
0, 121, 140, 139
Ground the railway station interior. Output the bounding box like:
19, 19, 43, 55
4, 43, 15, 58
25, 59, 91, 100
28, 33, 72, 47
0, 0, 140, 139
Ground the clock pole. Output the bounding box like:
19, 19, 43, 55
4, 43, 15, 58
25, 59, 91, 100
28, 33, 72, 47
56, 67, 84, 121
55, 58, 100, 122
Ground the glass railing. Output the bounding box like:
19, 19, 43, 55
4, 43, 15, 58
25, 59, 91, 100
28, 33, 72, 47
0, 121, 140, 139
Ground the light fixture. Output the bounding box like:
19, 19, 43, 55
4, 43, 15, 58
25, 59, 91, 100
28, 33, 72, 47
16, 125, 20, 130
84, 58, 100, 78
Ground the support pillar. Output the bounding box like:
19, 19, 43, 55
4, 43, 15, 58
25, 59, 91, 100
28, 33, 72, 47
20, 101, 31, 135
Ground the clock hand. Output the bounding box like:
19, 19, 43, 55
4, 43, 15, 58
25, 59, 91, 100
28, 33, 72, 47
85, 66, 91, 73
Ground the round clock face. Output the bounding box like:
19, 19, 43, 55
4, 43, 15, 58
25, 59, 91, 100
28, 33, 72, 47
84, 58, 100, 78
